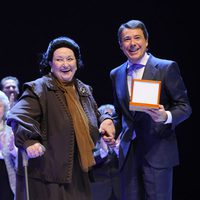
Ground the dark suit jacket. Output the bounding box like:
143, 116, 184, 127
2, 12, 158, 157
110, 53, 192, 170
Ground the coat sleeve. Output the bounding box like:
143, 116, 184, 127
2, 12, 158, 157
6, 83, 44, 150
162, 61, 192, 128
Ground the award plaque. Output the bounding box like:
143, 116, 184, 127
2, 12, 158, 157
129, 79, 161, 111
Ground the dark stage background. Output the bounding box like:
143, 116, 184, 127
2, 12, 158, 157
0, 1, 198, 199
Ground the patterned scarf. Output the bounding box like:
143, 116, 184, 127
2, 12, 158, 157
54, 78, 95, 172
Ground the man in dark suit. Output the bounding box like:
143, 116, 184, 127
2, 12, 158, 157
91, 104, 121, 200
110, 19, 192, 200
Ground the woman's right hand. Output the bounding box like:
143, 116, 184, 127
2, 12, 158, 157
26, 143, 46, 158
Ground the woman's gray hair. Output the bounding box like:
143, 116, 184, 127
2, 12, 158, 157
0, 90, 10, 120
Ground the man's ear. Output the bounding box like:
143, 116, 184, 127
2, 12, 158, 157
146, 39, 148, 48
118, 41, 123, 50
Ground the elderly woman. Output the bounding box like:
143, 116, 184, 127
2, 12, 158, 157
7, 36, 115, 200
0, 90, 17, 200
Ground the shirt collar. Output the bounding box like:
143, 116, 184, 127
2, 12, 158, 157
127, 52, 149, 68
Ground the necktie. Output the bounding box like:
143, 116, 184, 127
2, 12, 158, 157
127, 63, 145, 76
127, 64, 144, 97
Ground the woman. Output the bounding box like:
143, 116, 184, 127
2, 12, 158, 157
7, 36, 115, 200
0, 90, 17, 200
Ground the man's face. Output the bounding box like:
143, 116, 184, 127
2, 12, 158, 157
2, 79, 19, 100
120, 28, 148, 63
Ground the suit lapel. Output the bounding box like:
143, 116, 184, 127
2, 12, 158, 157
115, 63, 131, 111
142, 54, 158, 80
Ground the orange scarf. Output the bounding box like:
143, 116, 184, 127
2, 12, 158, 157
55, 78, 95, 172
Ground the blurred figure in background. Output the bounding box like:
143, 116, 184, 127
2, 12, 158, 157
91, 104, 121, 200
1, 76, 20, 108
0, 90, 17, 200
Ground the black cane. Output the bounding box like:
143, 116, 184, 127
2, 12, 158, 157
21, 150, 30, 200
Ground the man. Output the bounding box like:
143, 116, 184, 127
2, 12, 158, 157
1, 76, 20, 108
110, 19, 192, 200
91, 104, 121, 200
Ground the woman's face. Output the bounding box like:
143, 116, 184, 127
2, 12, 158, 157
49, 47, 77, 83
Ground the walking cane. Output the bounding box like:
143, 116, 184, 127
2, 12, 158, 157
21, 150, 30, 200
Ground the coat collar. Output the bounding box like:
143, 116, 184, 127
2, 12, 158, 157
44, 74, 91, 97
